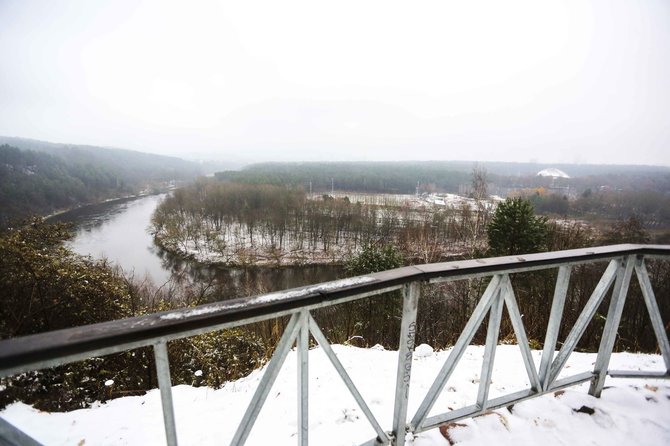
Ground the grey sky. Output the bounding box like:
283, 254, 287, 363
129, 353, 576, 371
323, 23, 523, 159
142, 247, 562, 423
1, 0, 669, 165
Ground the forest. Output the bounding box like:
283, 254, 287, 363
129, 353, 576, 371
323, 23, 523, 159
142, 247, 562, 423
215, 161, 670, 231
0, 140, 201, 227
216, 160, 670, 195
151, 179, 494, 266
215, 161, 473, 193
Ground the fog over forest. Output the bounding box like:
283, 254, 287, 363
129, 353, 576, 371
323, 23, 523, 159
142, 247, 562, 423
1, 1, 669, 166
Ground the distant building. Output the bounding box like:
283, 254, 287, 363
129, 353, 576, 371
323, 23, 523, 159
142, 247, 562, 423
537, 168, 570, 179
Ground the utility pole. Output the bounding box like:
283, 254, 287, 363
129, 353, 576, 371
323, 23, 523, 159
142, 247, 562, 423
331, 178, 334, 195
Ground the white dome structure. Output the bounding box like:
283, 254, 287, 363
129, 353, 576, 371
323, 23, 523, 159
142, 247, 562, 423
537, 168, 570, 178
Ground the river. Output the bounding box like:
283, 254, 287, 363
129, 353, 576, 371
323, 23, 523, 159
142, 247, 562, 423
49, 194, 343, 302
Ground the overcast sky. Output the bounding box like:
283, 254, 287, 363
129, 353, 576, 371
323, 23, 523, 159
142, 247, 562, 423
1, 0, 669, 165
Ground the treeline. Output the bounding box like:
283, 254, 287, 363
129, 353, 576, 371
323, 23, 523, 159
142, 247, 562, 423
151, 179, 493, 265
0, 140, 202, 227
215, 161, 472, 194
497, 169, 670, 193
214, 161, 670, 228
525, 189, 670, 231
218, 160, 670, 194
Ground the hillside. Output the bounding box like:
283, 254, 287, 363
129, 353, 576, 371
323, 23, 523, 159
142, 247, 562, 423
0, 136, 202, 226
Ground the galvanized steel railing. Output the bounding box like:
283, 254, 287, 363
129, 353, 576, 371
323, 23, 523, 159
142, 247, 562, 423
1, 244, 669, 445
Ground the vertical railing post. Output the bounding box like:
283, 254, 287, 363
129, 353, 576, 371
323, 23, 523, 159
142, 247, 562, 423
476, 287, 504, 409
501, 277, 541, 391
547, 260, 618, 387
589, 256, 635, 396
635, 256, 670, 372
308, 315, 390, 443
411, 274, 503, 431
297, 310, 310, 446
154, 341, 178, 446
391, 281, 420, 445
231, 313, 301, 446
539, 265, 571, 390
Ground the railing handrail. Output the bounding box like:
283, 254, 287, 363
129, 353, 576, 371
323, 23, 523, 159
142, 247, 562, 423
1, 243, 669, 379
2, 243, 670, 446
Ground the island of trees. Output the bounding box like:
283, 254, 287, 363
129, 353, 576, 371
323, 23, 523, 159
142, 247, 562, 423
150, 178, 497, 266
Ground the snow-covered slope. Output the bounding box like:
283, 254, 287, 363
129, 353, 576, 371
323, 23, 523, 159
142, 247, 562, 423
2, 345, 668, 445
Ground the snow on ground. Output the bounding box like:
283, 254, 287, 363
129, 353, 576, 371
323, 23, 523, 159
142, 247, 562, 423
158, 191, 500, 266
421, 193, 503, 209
2, 345, 668, 445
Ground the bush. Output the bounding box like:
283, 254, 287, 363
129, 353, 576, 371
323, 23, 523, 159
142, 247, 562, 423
169, 329, 266, 388
315, 243, 405, 348
0, 220, 266, 411
0, 219, 134, 339
345, 243, 404, 276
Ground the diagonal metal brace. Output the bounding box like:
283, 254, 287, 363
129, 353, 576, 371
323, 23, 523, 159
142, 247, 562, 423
547, 260, 618, 386
589, 256, 635, 396
634, 257, 670, 372
230, 313, 302, 446
501, 276, 542, 392
410, 274, 503, 431
308, 315, 390, 444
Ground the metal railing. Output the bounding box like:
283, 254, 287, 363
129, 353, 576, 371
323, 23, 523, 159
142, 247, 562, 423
1, 244, 669, 445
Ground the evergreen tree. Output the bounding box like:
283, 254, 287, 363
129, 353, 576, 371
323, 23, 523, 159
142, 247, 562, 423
345, 243, 404, 275
486, 198, 548, 256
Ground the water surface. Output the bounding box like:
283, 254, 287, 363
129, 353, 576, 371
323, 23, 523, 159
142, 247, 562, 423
50, 194, 343, 301
50, 194, 171, 282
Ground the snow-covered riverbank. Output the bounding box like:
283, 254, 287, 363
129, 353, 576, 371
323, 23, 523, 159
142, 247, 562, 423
152, 191, 497, 267
3, 345, 668, 445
